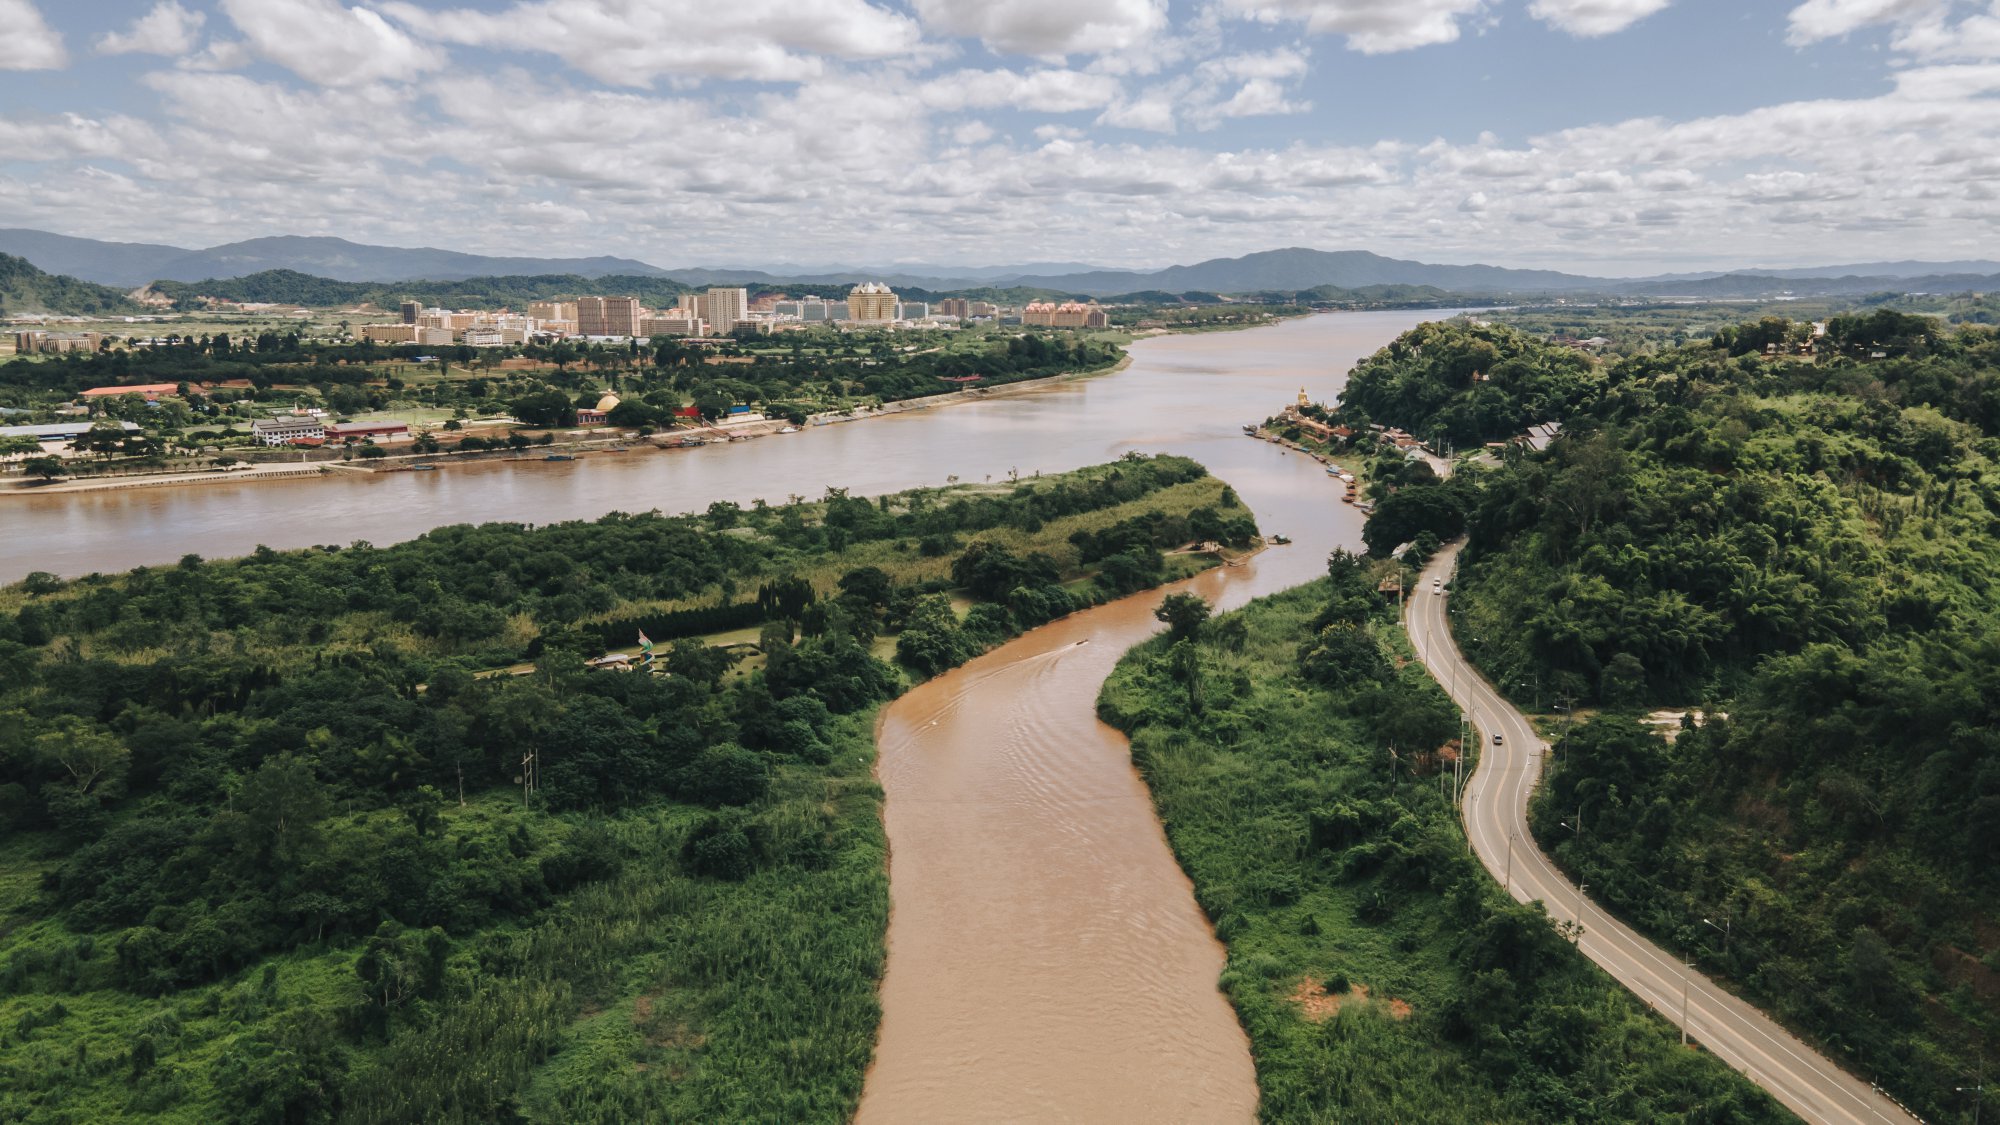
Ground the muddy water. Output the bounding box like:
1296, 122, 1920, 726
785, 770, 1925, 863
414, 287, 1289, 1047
857, 314, 1429, 1123
0, 312, 1437, 585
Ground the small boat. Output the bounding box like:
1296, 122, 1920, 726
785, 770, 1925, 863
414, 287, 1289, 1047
1270, 534, 1292, 545
1242, 424, 1258, 435
778, 426, 799, 434
543, 454, 574, 462
410, 464, 437, 472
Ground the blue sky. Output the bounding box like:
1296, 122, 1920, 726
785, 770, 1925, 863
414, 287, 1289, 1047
1, 0, 1995, 274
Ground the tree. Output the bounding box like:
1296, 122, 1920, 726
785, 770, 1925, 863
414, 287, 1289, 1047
235, 753, 330, 867
1154, 592, 1211, 643
509, 388, 575, 428
21, 455, 65, 480
896, 593, 970, 676
36, 717, 129, 797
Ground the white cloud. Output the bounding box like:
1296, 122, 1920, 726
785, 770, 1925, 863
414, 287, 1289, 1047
1097, 85, 1184, 132
218, 0, 443, 86
1220, 0, 1486, 53
1528, 0, 1671, 37
97, 1, 206, 56
1785, 0, 1942, 44
1204, 79, 1312, 122
912, 0, 1167, 56
180, 38, 254, 71
386, 0, 925, 86
919, 69, 1122, 112
8, 3, 2000, 273
0, 0, 66, 69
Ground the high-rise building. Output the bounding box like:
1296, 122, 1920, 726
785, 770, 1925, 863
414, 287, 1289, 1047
897, 301, 929, 320
936, 298, 970, 318
400, 300, 422, 324
697, 288, 747, 335
528, 300, 578, 323
847, 282, 897, 323
1023, 301, 1110, 328
577, 296, 643, 336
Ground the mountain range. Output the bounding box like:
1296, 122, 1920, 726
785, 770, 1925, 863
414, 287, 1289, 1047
1, 228, 1996, 302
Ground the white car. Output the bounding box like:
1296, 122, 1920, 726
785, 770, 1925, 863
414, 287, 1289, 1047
1492, 733, 1504, 746
1432, 579, 1443, 594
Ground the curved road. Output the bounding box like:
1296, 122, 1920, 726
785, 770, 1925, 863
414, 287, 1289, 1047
1408, 541, 1920, 1125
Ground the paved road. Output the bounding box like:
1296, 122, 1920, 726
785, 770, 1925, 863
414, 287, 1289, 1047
1407, 542, 1921, 1125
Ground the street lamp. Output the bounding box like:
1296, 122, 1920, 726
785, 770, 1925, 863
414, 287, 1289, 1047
1703, 914, 1732, 958
1957, 1082, 1984, 1125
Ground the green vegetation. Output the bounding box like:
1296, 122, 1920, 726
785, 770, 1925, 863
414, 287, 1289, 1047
0, 253, 137, 317
1487, 301, 1855, 356
1336, 320, 1604, 445
1351, 312, 2000, 1121
1097, 558, 1784, 1123
0, 325, 1123, 475
0, 454, 1249, 1123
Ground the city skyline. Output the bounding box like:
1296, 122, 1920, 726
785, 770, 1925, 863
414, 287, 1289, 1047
1, 0, 1996, 274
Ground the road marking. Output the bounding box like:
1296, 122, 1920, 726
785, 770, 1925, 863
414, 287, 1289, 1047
1403, 544, 1915, 1125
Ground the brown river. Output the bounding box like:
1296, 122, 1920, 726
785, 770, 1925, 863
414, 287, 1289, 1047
0, 311, 1442, 1120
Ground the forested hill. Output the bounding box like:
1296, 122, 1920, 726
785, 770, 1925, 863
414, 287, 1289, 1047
1400, 309, 2000, 1121
1335, 320, 1605, 444
146, 270, 699, 312
0, 253, 137, 317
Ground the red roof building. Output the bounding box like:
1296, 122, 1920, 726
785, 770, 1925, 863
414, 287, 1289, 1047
80, 383, 182, 400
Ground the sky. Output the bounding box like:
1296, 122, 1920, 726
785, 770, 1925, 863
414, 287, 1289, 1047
0, 0, 1996, 275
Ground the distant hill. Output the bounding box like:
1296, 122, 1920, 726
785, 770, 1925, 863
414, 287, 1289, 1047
0, 229, 192, 289
0, 253, 137, 316
0, 230, 670, 286
7, 228, 1997, 302
1006, 248, 1603, 296
149, 270, 697, 311
1616, 272, 2000, 298
1738, 260, 2000, 280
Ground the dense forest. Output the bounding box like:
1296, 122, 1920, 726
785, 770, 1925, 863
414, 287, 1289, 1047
1097, 560, 1784, 1122
0, 454, 1253, 1123
1350, 311, 2000, 1121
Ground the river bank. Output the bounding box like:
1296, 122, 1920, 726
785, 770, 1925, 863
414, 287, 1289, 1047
0, 357, 1134, 501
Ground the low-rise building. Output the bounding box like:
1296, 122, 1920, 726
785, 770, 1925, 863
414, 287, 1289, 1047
79, 382, 181, 401
0, 420, 139, 445
251, 415, 327, 446
15, 331, 104, 355
326, 420, 411, 444
640, 314, 707, 337
362, 323, 419, 343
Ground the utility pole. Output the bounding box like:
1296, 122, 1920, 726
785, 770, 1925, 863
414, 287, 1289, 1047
1575, 882, 1588, 942
1680, 958, 1695, 1046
